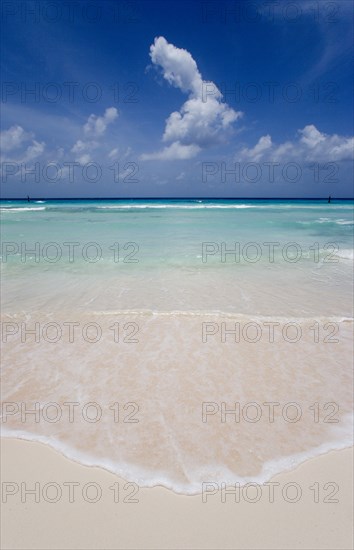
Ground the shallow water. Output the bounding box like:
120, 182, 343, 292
1, 199, 353, 493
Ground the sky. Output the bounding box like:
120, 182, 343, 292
1, 0, 353, 198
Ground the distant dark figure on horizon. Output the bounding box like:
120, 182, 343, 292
27, 195, 30, 202
328, 195, 331, 203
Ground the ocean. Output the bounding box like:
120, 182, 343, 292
1, 198, 353, 493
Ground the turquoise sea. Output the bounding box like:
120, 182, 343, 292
1, 198, 353, 315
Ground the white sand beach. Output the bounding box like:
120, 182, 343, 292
1, 438, 353, 550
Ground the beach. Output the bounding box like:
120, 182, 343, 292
1, 199, 353, 547
1, 439, 353, 549
2, 0, 354, 543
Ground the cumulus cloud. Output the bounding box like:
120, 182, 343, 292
150, 35, 203, 95
71, 140, 92, 164
0, 125, 32, 152
75, 153, 91, 166
71, 139, 98, 153
237, 125, 354, 163
141, 36, 242, 160
21, 140, 45, 163
0, 125, 45, 163
238, 135, 273, 162
83, 107, 118, 137
71, 107, 118, 164
107, 146, 132, 161
140, 141, 201, 161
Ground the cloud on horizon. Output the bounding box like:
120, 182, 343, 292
237, 125, 354, 163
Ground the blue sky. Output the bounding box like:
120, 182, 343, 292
1, 0, 353, 198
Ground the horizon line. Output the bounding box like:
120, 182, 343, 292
1, 197, 354, 201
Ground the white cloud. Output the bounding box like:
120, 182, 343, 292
1, 107, 120, 177
71, 140, 92, 164
107, 146, 132, 162
142, 36, 242, 160
84, 107, 118, 137
22, 141, 45, 163
238, 135, 272, 162
162, 95, 240, 147
299, 125, 326, 148
0, 125, 32, 152
71, 107, 118, 164
108, 147, 119, 160
141, 141, 201, 161
76, 153, 91, 166
71, 140, 86, 153
150, 35, 203, 95
122, 147, 132, 159
0, 125, 45, 163
237, 125, 354, 163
